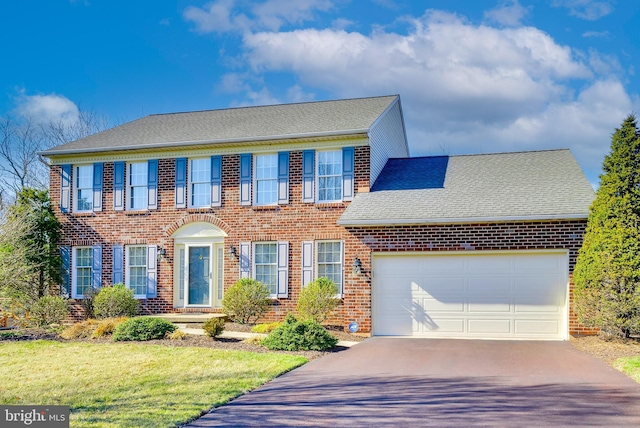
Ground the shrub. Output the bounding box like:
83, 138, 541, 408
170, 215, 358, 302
297, 277, 339, 323
112, 317, 177, 341
91, 317, 128, 338
262, 314, 338, 351
203, 317, 225, 339
167, 330, 189, 340
93, 284, 138, 319
222, 278, 271, 324
244, 335, 264, 345
252, 322, 282, 334
29, 296, 69, 327
80, 287, 99, 319
60, 319, 99, 339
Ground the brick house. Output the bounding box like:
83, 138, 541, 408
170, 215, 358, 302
41, 95, 595, 339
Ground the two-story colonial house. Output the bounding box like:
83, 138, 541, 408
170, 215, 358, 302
42, 95, 595, 339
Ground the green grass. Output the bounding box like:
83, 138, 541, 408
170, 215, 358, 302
614, 355, 640, 383
0, 340, 307, 427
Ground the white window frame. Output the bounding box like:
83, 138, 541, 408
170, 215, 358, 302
315, 240, 343, 295
125, 245, 147, 298
127, 162, 148, 210
253, 242, 278, 297
74, 164, 94, 212
189, 158, 211, 208
316, 150, 342, 203
253, 153, 278, 206
71, 246, 93, 298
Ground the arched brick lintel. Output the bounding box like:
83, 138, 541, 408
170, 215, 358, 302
165, 214, 232, 237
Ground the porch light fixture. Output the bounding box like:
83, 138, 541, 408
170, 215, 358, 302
157, 247, 167, 261
352, 257, 362, 275
228, 245, 238, 260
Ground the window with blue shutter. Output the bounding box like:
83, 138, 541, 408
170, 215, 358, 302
71, 246, 102, 298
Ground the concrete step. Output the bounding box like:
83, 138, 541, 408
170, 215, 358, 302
146, 313, 228, 323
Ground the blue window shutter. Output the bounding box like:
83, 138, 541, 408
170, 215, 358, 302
342, 147, 354, 201
60, 246, 70, 297
277, 152, 289, 204
147, 160, 158, 209
93, 163, 103, 212
112, 245, 123, 284
239, 154, 251, 206
239, 242, 251, 278
175, 158, 187, 209
147, 245, 157, 298
113, 162, 125, 211
211, 155, 222, 207
301, 241, 314, 286
302, 150, 314, 203
92, 245, 102, 289
60, 165, 71, 213
277, 241, 289, 298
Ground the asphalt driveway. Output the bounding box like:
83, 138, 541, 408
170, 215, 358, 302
186, 338, 640, 427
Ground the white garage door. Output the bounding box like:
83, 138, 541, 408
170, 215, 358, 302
372, 251, 568, 340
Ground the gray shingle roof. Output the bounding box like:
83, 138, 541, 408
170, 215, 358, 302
339, 149, 595, 225
41, 95, 399, 156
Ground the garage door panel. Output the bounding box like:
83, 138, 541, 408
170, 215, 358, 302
372, 252, 568, 340
468, 319, 512, 334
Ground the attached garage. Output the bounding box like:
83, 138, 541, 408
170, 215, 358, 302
372, 251, 569, 340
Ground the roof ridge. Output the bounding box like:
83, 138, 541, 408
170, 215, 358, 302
147, 94, 400, 117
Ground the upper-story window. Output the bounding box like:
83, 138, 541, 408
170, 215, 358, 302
254, 154, 278, 205
317, 150, 342, 202
75, 165, 94, 211
128, 162, 148, 210
190, 158, 211, 207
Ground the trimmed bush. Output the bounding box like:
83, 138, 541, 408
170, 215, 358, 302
93, 284, 138, 319
91, 317, 128, 338
203, 317, 225, 339
262, 314, 338, 351
112, 317, 177, 342
222, 278, 271, 324
252, 322, 282, 334
60, 319, 99, 339
297, 277, 339, 323
29, 296, 69, 327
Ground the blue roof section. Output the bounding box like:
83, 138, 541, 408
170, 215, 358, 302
371, 156, 449, 191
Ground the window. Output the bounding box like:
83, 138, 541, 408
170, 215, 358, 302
126, 246, 147, 297
128, 162, 147, 210
254, 242, 277, 295
75, 165, 93, 211
72, 247, 93, 298
317, 241, 343, 292
190, 158, 211, 207
254, 154, 278, 205
317, 150, 342, 202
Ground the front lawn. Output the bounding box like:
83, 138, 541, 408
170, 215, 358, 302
0, 340, 306, 427
614, 356, 640, 383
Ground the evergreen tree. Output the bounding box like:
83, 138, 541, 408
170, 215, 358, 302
574, 114, 640, 338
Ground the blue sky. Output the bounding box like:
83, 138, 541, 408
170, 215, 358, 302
2, 0, 639, 186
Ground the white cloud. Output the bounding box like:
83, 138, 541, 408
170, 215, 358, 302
582, 30, 609, 38
236, 10, 633, 184
184, 0, 332, 33
14, 92, 79, 126
552, 0, 614, 20
484, 0, 530, 27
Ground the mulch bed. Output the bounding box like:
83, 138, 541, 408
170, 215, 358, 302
570, 335, 640, 365
0, 322, 366, 361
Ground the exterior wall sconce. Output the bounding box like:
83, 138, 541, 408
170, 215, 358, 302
157, 247, 167, 261
228, 245, 238, 260
352, 256, 362, 275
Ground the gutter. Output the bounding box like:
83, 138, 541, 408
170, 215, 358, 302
38, 129, 371, 157
337, 213, 589, 227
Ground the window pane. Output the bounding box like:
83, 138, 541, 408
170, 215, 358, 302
191, 158, 210, 183
130, 163, 147, 186
254, 243, 277, 295
317, 151, 342, 202
128, 246, 147, 296
77, 165, 93, 189
130, 187, 147, 210
191, 183, 211, 207
255, 154, 278, 205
